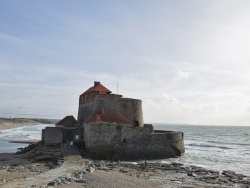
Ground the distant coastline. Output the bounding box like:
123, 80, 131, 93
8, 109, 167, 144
0, 118, 58, 131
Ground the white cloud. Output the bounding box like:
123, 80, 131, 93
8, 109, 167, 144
177, 70, 190, 79
161, 93, 180, 105
1, 1, 250, 125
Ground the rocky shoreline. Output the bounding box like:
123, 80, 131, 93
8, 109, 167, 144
0, 153, 249, 188
41, 161, 250, 188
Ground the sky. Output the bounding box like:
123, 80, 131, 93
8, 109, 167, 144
0, 0, 250, 126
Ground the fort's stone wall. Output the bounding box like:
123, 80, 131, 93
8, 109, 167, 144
120, 126, 151, 142
84, 122, 185, 160
84, 123, 121, 155
116, 130, 185, 160
121, 98, 143, 127
43, 127, 63, 146
77, 94, 143, 127
115, 140, 184, 160
42, 127, 84, 146
84, 123, 118, 147
79, 93, 122, 104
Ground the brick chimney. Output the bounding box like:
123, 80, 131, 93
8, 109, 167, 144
94, 81, 100, 86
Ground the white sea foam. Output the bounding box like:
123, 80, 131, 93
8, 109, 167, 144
0, 124, 54, 152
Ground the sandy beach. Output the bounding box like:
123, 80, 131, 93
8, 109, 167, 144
0, 122, 39, 131
0, 118, 57, 131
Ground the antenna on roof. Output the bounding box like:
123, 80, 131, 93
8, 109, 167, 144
117, 82, 118, 94
94, 77, 95, 81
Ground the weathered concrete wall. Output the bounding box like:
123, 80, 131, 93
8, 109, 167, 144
44, 127, 63, 146
115, 140, 184, 160
42, 127, 84, 146
41, 122, 184, 160
120, 98, 143, 127
144, 124, 154, 133
84, 122, 126, 158
120, 126, 151, 142
77, 94, 143, 127
116, 130, 185, 160
79, 92, 122, 104
83, 122, 185, 160
84, 123, 121, 149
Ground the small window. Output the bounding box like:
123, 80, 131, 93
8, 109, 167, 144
123, 139, 126, 143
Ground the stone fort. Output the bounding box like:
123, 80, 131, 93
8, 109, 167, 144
42, 81, 185, 160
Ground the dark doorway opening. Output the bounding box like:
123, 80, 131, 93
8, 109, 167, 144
134, 121, 139, 127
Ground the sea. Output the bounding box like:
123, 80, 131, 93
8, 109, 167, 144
154, 124, 250, 176
0, 124, 54, 153
0, 124, 249, 176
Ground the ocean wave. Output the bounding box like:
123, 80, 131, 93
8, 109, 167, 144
0, 124, 49, 142
188, 143, 232, 150
241, 150, 250, 155
207, 140, 250, 146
